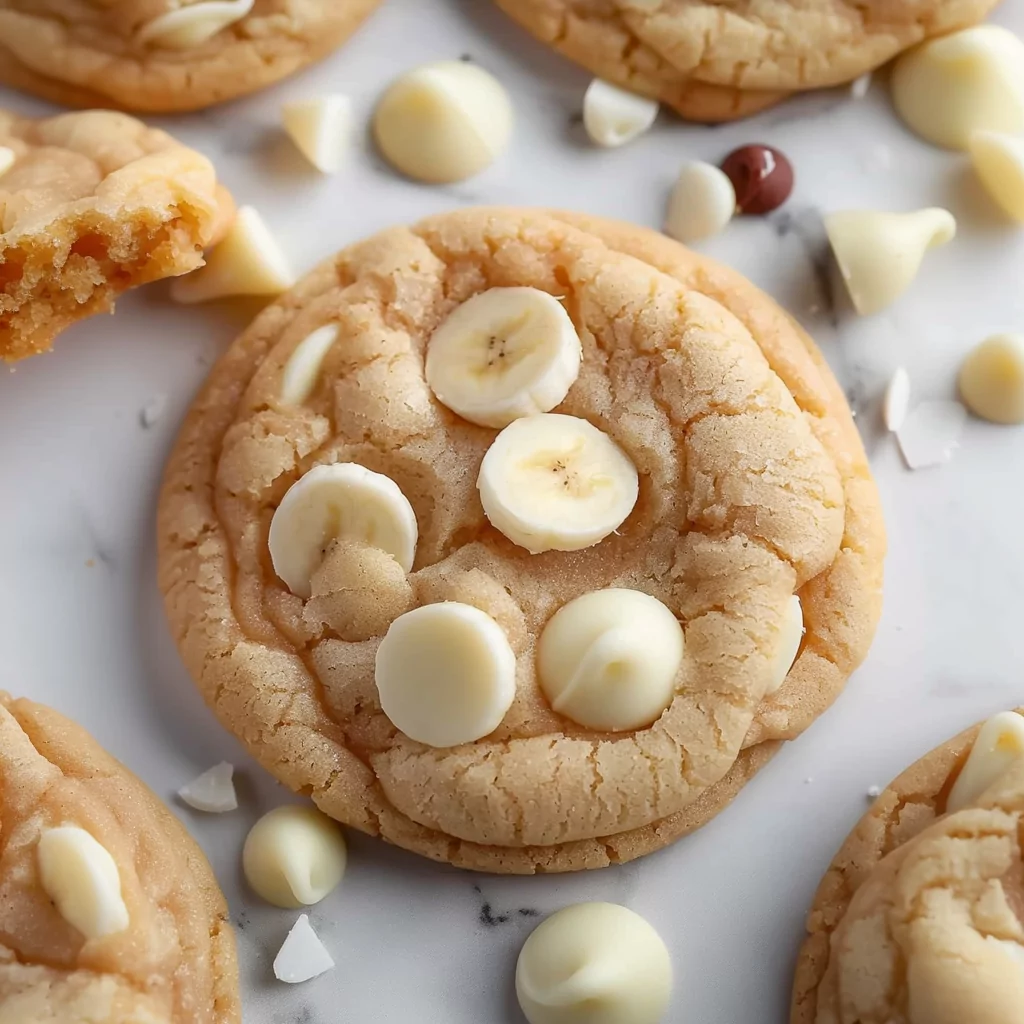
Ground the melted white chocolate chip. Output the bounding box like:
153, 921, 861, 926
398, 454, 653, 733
947, 711, 1024, 813
137, 0, 255, 50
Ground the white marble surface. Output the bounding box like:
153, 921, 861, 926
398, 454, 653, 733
3, 3, 1024, 1022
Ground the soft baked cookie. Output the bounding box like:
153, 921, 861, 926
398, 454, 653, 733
1, 109, 230, 363
0, 1, 380, 113
793, 710, 1024, 1023
157, 208, 885, 873
493, 0, 1000, 122
0, 693, 239, 1023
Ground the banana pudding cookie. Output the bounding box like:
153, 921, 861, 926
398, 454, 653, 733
0, 0, 380, 113
158, 208, 884, 873
0, 108, 230, 362
0, 694, 239, 1023
493, 0, 1000, 121
794, 711, 1024, 1024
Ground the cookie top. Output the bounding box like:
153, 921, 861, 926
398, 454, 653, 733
792, 712, 1024, 1023
0, 694, 239, 1024
0, 0, 379, 113
1, 109, 229, 362
158, 209, 884, 873
494, 0, 998, 121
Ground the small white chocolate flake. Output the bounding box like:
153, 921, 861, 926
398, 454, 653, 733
664, 161, 736, 243
280, 324, 340, 406
0, 146, 15, 178
273, 914, 335, 984
139, 394, 168, 429
582, 79, 659, 148
959, 334, 1024, 424
867, 785, 882, 799
896, 400, 967, 470
282, 96, 352, 174
970, 131, 1024, 222
137, 0, 254, 50
850, 73, 872, 99
178, 761, 237, 813
883, 367, 910, 432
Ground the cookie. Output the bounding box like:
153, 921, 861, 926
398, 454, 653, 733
0, 693, 239, 1023
1, 109, 230, 363
0, 1, 379, 113
493, 0, 1000, 122
157, 208, 884, 874
792, 711, 1024, 1023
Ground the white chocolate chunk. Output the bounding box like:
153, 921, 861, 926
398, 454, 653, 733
243, 805, 347, 908
137, 0, 254, 50
516, 903, 672, 1024
897, 400, 966, 470
477, 413, 639, 554
959, 334, 1024, 425
178, 761, 237, 813
374, 602, 516, 748
883, 367, 911, 432
891, 26, 1024, 150
970, 131, 1024, 222
664, 161, 736, 243
373, 61, 512, 183
825, 208, 956, 316
425, 288, 582, 428
282, 96, 352, 174
37, 826, 129, 940
269, 464, 417, 598
171, 206, 294, 304
537, 589, 683, 731
583, 79, 659, 148
850, 73, 871, 99
273, 914, 335, 984
947, 711, 1024, 813
766, 595, 804, 696
280, 324, 340, 406
0, 146, 14, 178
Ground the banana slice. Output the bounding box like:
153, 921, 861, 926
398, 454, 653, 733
477, 414, 639, 554
425, 288, 582, 428
375, 602, 517, 747
269, 464, 417, 599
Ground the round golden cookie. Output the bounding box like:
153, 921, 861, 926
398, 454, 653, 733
157, 208, 885, 874
792, 711, 1024, 1024
0, 1, 380, 113
0, 694, 239, 1024
493, 0, 999, 122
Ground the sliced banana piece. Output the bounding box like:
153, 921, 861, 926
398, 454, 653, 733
269, 464, 418, 599
375, 602, 517, 747
766, 595, 804, 695
947, 711, 1024, 813
478, 414, 638, 554
137, 0, 254, 49
280, 324, 340, 406
425, 287, 582, 428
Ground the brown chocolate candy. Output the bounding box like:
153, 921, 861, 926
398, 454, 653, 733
720, 144, 794, 215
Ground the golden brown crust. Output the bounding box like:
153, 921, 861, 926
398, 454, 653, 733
0, 694, 239, 1024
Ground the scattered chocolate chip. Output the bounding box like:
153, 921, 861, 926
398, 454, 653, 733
720, 144, 794, 215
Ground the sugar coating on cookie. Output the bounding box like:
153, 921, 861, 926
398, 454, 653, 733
0, 109, 227, 362
158, 209, 885, 873
0, 693, 240, 1023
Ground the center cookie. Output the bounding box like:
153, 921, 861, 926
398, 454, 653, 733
158, 209, 885, 873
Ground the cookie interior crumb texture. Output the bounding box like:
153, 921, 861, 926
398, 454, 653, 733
157, 208, 885, 874
0, 109, 226, 363
0, 693, 240, 1024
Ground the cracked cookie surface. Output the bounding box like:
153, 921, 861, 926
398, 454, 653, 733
494, 0, 999, 121
0, 694, 239, 1024
1, 108, 229, 362
157, 208, 884, 873
0, 0, 380, 113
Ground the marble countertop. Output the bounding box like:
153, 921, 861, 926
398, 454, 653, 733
3, 3, 1024, 1022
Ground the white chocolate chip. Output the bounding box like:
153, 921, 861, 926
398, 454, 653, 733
947, 711, 1024, 813
891, 26, 1024, 150
664, 161, 736, 243
243, 805, 347, 909
825, 208, 956, 316
374, 602, 517, 747
139, 393, 168, 429
273, 914, 335, 984
883, 367, 911, 433
280, 324, 340, 406
37, 826, 130, 940
178, 761, 237, 813
896, 400, 967, 470
170, 206, 294, 304
282, 96, 352, 174
0, 146, 14, 178
516, 903, 672, 1024
537, 589, 683, 732
766, 595, 804, 695
373, 61, 512, 184
959, 334, 1024, 425
970, 131, 1024, 222
136, 0, 254, 50
582, 79, 659, 148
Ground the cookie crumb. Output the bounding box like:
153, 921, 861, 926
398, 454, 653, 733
804, 776, 814, 784
140, 395, 168, 429
867, 785, 882, 798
